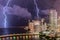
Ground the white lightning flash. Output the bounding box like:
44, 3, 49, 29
3, 0, 11, 28
34, 0, 39, 18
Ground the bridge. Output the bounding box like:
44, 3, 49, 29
0, 33, 39, 40
0, 33, 59, 40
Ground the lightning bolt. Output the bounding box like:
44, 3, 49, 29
3, 0, 11, 28
34, 0, 39, 19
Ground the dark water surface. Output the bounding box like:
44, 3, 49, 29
0, 28, 27, 35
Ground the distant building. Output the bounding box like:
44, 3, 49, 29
57, 17, 60, 32
28, 20, 34, 33
49, 9, 57, 30
28, 18, 47, 33
57, 17, 60, 27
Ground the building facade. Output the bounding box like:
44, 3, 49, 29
49, 9, 57, 30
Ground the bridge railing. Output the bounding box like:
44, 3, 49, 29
0, 33, 39, 40
0, 33, 60, 40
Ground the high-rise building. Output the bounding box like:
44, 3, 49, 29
49, 9, 57, 30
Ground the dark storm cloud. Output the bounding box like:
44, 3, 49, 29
12, 0, 56, 19
12, 0, 56, 9
0, 4, 31, 19
0, 0, 57, 18
0, 0, 58, 18
0, 0, 10, 6
6, 5, 31, 18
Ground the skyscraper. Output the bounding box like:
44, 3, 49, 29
49, 9, 57, 30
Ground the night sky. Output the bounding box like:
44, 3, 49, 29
0, 0, 59, 27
